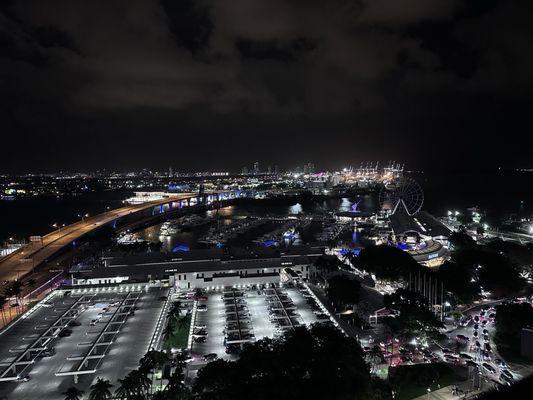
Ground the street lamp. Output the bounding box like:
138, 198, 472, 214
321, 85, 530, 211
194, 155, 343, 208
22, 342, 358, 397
427, 388, 431, 400
78, 213, 90, 223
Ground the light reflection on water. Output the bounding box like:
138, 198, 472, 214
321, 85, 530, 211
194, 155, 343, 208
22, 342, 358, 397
132, 196, 377, 251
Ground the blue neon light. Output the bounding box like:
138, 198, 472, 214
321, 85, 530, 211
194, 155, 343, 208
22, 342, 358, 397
172, 245, 190, 252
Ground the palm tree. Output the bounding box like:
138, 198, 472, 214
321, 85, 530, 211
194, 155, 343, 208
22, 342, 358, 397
88, 377, 113, 400
115, 375, 136, 400
162, 324, 173, 344
168, 301, 182, 321
130, 368, 152, 396
116, 369, 151, 399
9, 281, 24, 314
63, 386, 84, 400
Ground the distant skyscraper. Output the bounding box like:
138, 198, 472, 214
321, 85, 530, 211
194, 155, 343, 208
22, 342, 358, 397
168, 166, 173, 177
274, 165, 279, 174
267, 165, 271, 174
253, 161, 259, 175
242, 166, 248, 175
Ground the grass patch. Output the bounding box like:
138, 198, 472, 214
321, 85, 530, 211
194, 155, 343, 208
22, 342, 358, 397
163, 314, 191, 351
389, 363, 459, 400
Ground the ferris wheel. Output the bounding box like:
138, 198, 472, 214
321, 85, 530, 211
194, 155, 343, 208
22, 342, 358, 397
379, 177, 424, 216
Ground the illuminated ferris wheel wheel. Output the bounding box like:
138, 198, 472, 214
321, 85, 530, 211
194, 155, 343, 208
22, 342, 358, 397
379, 177, 424, 216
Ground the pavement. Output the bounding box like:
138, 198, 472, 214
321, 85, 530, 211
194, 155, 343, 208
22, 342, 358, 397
187, 285, 322, 379
0, 286, 168, 400
412, 384, 482, 400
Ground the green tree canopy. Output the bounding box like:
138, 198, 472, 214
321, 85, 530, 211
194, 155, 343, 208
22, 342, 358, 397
326, 275, 361, 309
356, 245, 423, 281
436, 261, 480, 305
193, 324, 380, 400
383, 289, 444, 342
494, 302, 533, 356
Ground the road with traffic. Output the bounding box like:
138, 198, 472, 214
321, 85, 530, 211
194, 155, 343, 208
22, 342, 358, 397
0, 193, 197, 283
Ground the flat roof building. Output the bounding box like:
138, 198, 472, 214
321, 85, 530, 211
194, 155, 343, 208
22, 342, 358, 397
72, 246, 324, 289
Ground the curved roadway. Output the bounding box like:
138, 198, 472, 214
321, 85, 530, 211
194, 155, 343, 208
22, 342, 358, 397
0, 193, 197, 283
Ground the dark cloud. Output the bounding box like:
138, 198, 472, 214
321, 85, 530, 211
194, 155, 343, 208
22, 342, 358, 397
160, 0, 213, 53
0, 0, 532, 173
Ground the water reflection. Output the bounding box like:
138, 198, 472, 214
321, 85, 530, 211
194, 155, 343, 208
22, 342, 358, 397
132, 196, 377, 252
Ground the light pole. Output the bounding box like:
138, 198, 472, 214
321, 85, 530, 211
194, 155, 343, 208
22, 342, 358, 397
427, 388, 431, 400
78, 213, 89, 223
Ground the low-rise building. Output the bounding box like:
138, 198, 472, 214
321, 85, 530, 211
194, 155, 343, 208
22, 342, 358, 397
71, 246, 324, 289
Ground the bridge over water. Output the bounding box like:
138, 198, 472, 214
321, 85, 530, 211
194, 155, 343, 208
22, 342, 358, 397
0, 190, 252, 283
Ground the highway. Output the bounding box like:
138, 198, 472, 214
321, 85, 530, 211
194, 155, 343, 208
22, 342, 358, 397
0, 193, 197, 284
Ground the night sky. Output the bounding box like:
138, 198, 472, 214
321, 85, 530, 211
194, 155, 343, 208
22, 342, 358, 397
1, 0, 532, 173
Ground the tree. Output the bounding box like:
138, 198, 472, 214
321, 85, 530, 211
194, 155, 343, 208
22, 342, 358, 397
368, 345, 384, 373
436, 261, 480, 304
89, 377, 113, 400
453, 246, 525, 297
193, 324, 374, 400
383, 289, 444, 342
326, 275, 361, 309
314, 255, 342, 275
63, 387, 84, 400
140, 350, 169, 391
168, 301, 182, 321
356, 245, 423, 281
448, 232, 476, 250
115, 370, 150, 400
5, 280, 24, 314
494, 302, 533, 356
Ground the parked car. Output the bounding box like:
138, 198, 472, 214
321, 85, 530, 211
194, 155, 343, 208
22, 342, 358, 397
41, 348, 56, 357
482, 363, 497, 374
15, 375, 30, 382
203, 353, 218, 362
456, 334, 470, 341
501, 369, 513, 380
58, 329, 72, 337
500, 373, 513, 386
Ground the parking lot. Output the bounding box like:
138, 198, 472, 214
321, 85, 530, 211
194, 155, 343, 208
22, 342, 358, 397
0, 286, 169, 400
188, 283, 331, 368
